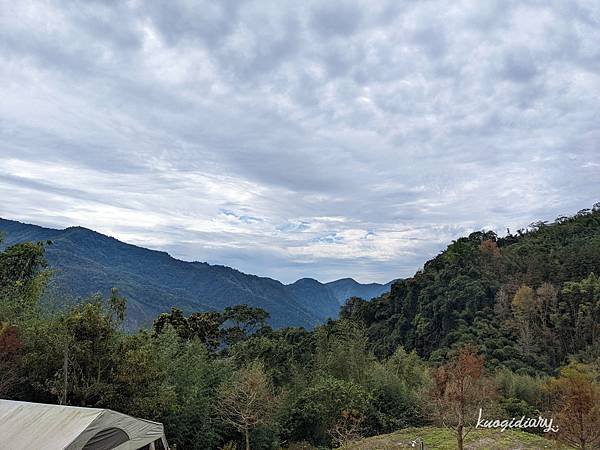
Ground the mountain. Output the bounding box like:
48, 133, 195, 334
286, 277, 394, 320
341, 205, 600, 373
325, 278, 394, 305
286, 278, 342, 320
0, 218, 394, 329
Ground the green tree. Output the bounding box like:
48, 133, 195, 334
117, 326, 229, 449
511, 285, 537, 352
559, 274, 600, 356
0, 240, 49, 323
54, 295, 125, 406
314, 320, 374, 385
285, 376, 371, 447
222, 305, 270, 345
154, 307, 225, 350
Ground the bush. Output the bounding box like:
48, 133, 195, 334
283, 377, 371, 447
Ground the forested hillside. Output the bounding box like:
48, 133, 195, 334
342, 204, 600, 373
0, 219, 391, 329
1, 206, 599, 449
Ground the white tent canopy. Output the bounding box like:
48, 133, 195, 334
0, 400, 169, 450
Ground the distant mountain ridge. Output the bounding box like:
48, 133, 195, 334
0, 218, 394, 330
325, 277, 395, 305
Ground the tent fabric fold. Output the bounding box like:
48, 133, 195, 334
0, 399, 169, 450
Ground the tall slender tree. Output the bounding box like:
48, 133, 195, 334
431, 346, 495, 450
218, 362, 276, 450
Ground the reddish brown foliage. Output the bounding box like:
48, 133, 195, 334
547, 363, 600, 450
0, 323, 23, 396
479, 240, 501, 258
0, 324, 22, 354
431, 345, 495, 450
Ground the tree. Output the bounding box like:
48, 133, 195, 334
560, 273, 600, 355
285, 376, 371, 447
385, 346, 430, 389
314, 320, 374, 385
218, 362, 276, 450
154, 307, 225, 350
479, 239, 501, 258
222, 305, 270, 345
229, 327, 314, 387
0, 322, 22, 396
187, 311, 226, 350
511, 285, 538, 352
0, 241, 47, 289
41, 294, 127, 406
153, 307, 190, 338
431, 345, 495, 450
154, 305, 271, 349
366, 360, 430, 433
547, 362, 600, 449
328, 408, 366, 448
0, 241, 49, 323
113, 325, 228, 450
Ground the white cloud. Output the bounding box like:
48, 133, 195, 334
0, 0, 599, 283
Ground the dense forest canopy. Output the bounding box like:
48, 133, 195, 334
1, 205, 600, 449
342, 204, 600, 373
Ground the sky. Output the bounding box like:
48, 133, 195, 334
1, 1, 599, 284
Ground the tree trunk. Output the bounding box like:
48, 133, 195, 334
457, 425, 464, 450
62, 345, 68, 405
244, 425, 250, 450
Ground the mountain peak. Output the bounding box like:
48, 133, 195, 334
289, 277, 322, 286
326, 277, 358, 285
63, 225, 103, 236
1, 218, 396, 330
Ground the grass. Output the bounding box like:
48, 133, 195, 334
343, 426, 568, 449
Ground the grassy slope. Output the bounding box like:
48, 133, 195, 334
344, 427, 567, 450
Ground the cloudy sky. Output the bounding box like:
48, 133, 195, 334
1, 1, 599, 283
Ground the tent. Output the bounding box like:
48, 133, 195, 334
0, 399, 170, 450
